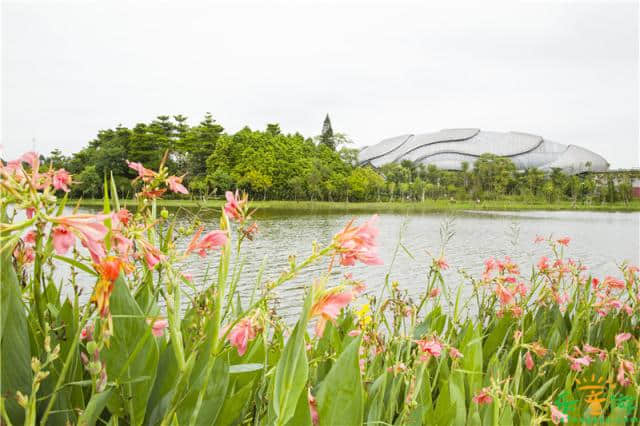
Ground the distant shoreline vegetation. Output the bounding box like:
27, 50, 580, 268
39, 114, 637, 205
73, 198, 640, 213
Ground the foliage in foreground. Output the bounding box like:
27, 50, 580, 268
1, 152, 639, 425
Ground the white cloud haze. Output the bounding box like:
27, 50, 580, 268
2, 0, 638, 167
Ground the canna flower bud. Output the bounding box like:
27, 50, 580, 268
31, 357, 41, 373
16, 391, 28, 408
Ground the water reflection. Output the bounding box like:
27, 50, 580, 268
170, 208, 639, 320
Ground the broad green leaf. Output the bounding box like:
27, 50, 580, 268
461, 323, 483, 400
272, 288, 313, 426
316, 337, 363, 426
175, 356, 229, 426
0, 253, 32, 425
283, 385, 312, 426
101, 275, 159, 426
483, 316, 512, 363
449, 369, 466, 426
145, 345, 179, 426
217, 380, 256, 426
77, 389, 113, 426
433, 379, 454, 426
366, 372, 389, 424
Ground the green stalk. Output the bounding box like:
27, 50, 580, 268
39, 303, 92, 426
32, 226, 46, 333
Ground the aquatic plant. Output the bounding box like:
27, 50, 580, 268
1, 152, 638, 425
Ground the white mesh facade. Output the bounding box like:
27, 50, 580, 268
358, 129, 609, 174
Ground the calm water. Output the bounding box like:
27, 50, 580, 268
170, 209, 639, 319
63, 208, 639, 319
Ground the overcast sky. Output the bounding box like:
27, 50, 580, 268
2, 0, 638, 168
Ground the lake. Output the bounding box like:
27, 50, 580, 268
157, 208, 639, 320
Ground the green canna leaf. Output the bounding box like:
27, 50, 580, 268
0, 252, 32, 425
175, 356, 229, 426
272, 287, 314, 426
77, 388, 113, 426
316, 337, 364, 426
101, 275, 159, 426
217, 380, 256, 426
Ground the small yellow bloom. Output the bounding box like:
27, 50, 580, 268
356, 304, 372, 326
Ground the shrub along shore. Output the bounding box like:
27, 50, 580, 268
73, 198, 640, 213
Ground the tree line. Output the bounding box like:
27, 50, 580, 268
40, 114, 635, 204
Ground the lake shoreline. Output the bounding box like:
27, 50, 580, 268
71, 198, 640, 213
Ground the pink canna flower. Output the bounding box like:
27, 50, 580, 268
583, 344, 607, 361
151, 319, 169, 337
51, 214, 109, 243
603, 276, 626, 290
13, 245, 35, 265
484, 257, 496, 274
449, 347, 463, 359
80, 324, 94, 341
224, 190, 246, 222
310, 288, 354, 337
26, 207, 35, 219
333, 215, 383, 267
472, 388, 493, 405
52, 169, 72, 192
515, 282, 528, 297
52, 225, 76, 255
19, 151, 40, 171
166, 175, 188, 194
137, 239, 166, 269
434, 257, 448, 270
23, 230, 36, 245
227, 318, 257, 356
126, 160, 156, 182
308, 390, 319, 426
568, 355, 592, 372
185, 227, 228, 257
534, 235, 545, 243
112, 234, 133, 257
524, 351, 534, 371
556, 237, 570, 246
550, 405, 568, 424
537, 256, 550, 272
182, 272, 193, 282
495, 283, 515, 305
348, 330, 362, 337
416, 337, 443, 359
615, 332, 632, 349
429, 288, 440, 298
112, 209, 132, 229
617, 360, 635, 387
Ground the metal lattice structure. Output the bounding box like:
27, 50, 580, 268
358, 128, 609, 175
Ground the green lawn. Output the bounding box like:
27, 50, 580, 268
72, 198, 640, 213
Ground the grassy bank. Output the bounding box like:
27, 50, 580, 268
72, 198, 640, 213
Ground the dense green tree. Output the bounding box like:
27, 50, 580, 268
318, 114, 335, 150
39, 114, 634, 205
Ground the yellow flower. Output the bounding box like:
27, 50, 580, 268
356, 304, 372, 327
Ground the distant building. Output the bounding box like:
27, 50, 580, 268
358, 128, 609, 175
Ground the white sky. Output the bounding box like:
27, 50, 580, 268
1, 0, 639, 168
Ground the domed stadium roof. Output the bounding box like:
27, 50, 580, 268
358, 129, 609, 174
